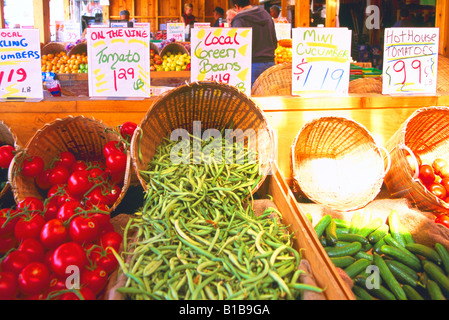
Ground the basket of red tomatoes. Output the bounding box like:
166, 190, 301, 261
0, 116, 135, 299
0, 121, 20, 209
384, 106, 449, 215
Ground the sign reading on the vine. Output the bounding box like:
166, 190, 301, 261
86, 27, 151, 98
0, 29, 43, 100
382, 28, 439, 95
292, 27, 352, 96
190, 27, 252, 95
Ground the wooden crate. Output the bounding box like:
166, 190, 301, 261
256, 163, 355, 300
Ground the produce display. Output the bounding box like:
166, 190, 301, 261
313, 209, 449, 300
151, 51, 191, 72
41, 51, 88, 74
274, 39, 292, 65
0, 122, 138, 300
112, 135, 322, 300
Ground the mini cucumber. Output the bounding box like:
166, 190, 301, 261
405, 243, 442, 265
336, 233, 369, 246
368, 224, 389, 244
320, 236, 327, 247
435, 243, 449, 275
385, 260, 420, 287
326, 242, 362, 258
349, 211, 363, 234
352, 285, 376, 300
356, 217, 383, 238
324, 241, 351, 251
388, 210, 407, 247
325, 219, 338, 246
354, 251, 374, 262
306, 213, 313, 224
423, 260, 449, 293
373, 237, 387, 254
384, 260, 419, 281
373, 252, 407, 300
330, 256, 356, 268
401, 226, 415, 245
427, 279, 447, 300
333, 218, 351, 229
403, 284, 425, 300
336, 227, 350, 235
380, 245, 422, 272
314, 214, 332, 238
353, 275, 396, 300
344, 258, 372, 279
384, 234, 407, 250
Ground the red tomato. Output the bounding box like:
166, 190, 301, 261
435, 214, 449, 228
102, 141, 124, 158
89, 247, 118, 273
71, 160, 88, 172
18, 238, 45, 262
419, 164, 436, 185
106, 168, 125, 185
47, 274, 66, 294
34, 168, 53, 191
1, 250, 31, 275
88, 167, 106, 184
21, 155, 44, 178
0, 233, 18, 255
429, 182, 447, 199
59, 287, 95, 300
88, 212, 111, 230
49, 165, 70, 186
40, 219, 68, 249
51, 242, 87, 277
0, 208, 19, 236
67, 170, 93, 197
441, 178, 449, 194
104, 184, 121, 206
99, 231, 122, 252
98, 221, 115, 237
0, 145, 15, 169
17, 196, 44, 213
18, 262, 50, 296
106, 151, 127, 174
14, 213, 46, 241
56, 200, 81, 223
43, 198, 60, 221
69, 216, 99, 245
54, 151, 76, 169
84, 186, 108, 208
81, 267, 108, 295
0, 271, 18, 299
119, 121, 137, 142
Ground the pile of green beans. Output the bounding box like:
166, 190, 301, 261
113, 135, 323, 300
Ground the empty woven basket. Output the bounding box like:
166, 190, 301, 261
130, 81, 276, 195
9, 116, 131, 212
251, 62, 292, 96
384, 106, 449, 214
291, 117, 390, 212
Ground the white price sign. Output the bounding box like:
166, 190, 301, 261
167, 23, 185, 42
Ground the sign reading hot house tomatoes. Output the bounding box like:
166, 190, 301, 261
0, 29, 43, 100
190, 27, 252, 95
86, 27, 151, 98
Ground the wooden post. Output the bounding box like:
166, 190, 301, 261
103, 5, 110, 23
325, 0, 337, 27
0, 0, 5, 29
33, 0, 51, 44
281, 0, 287, 18
436, 0, 449, 57
295, 0, 309, 27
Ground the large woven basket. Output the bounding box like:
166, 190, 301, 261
9, 116, 131, 212
160, 42, 189, 57
68, 41, 87, 57
41, 42, 67, 56
384, 106, 449, 214
291, 116, 390, 212
150, 42, 160, 56
251, 62, 292, 96
130, 81, 276, 195
0, 121, 20, 208
348, 77, 382, 94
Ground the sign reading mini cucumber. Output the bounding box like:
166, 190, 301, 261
167, 23, 185, 42
0, 29, 43, 101
86, 27, 151, 98
190, 27, 252, 95
382, 27, 439, 95
292, 27, 352, 96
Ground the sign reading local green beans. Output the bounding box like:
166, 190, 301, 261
112, 135, 323, 300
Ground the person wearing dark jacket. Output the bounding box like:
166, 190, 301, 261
231, 0, 277, 86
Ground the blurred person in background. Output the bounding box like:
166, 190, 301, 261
212, 7, 225, 27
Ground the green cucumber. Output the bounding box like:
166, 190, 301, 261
354, 251, 374, 262
388, 210, 406, 247
336, 227, 350, 235
349, 211, 362, 234
435, 243, 449, 275
325, 219, 338, 246
373, 237, 387, 254
423, 260, 449, 293
326, 242, 362, 258
333, 218, 351, 229
344, 258, 372, 279
403, 284, 425, 300
385, 260, 420, 287
383, 260, 419, 281
405, 243, 442, 265
306, 213, 313, 224
380, 245, 422, 272
373, 252, 407, 300
314, 214, 332, 238
352, 285, 376, 300
353, 275, 395, 300
330, 256, 356, 268
384, 234, 407, 250
368, 224, 389, 244
336, 233, 369, 246
357, 217, 383, 238
427, 279, 447, 300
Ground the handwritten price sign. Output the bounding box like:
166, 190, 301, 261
0, 29, 43, 100
382, 28, 439, 95
86, 27, 151, 98
292, 28, 352, 96
167, 23, 185, 42
63, 22, 81, 43
190, 28, 252, 95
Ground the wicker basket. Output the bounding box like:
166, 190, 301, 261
150, 42, 160, 56
251, 62, 292, 96
8, 116, 132, 212
348, 77, 382, 94
160, 42, 189, 57
0, 121, 20, 208
41, 42, 67, 56
68, 42, 87, 57
130, 81, 276, 195
384, 106, 449, 215
437, 54, 449, 94
291, 116, 390, 212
